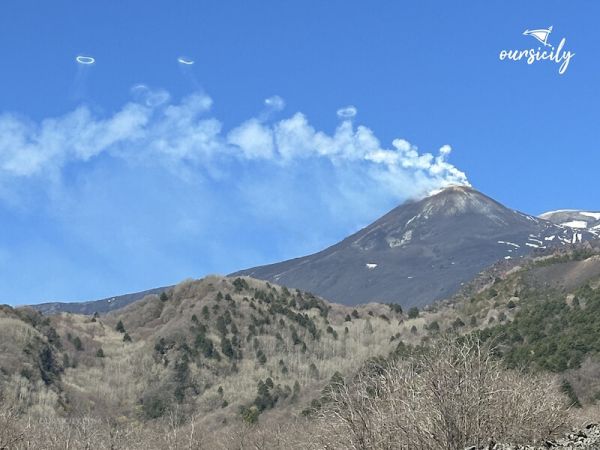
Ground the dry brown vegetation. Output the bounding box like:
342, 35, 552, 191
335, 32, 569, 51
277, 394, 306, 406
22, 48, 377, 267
313, 337, 569, 449
50, 276, 407, 425
2, 261, 600, 449
0, 338, 577, 450
1, 276, 410, 429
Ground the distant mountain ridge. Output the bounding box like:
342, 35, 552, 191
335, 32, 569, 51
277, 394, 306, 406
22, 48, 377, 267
540, 209, 600, 233
31, 286, 171, 315
232, 186, 596, 307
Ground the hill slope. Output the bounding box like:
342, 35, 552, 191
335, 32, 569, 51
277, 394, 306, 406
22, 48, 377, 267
4, 248, 600, 448
233, 186, 592, 307
4, 276, 406, 426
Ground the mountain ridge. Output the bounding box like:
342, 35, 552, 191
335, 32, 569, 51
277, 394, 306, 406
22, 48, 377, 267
30, 285, 171, 315
232, 186, 594, 307
28, 186, 597, 314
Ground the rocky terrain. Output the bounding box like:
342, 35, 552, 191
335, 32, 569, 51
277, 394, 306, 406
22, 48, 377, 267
470, 423, 600, 449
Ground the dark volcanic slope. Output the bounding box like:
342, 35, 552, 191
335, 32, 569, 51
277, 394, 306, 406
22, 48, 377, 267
31, 286, 170, 315
232, 186, 592, 307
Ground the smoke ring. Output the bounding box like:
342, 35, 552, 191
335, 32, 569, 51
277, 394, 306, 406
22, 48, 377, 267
76, 55, 96, 65
337, 106, 357, 119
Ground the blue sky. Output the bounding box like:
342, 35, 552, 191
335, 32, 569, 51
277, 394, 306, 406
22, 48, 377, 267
1, 1, 598, 304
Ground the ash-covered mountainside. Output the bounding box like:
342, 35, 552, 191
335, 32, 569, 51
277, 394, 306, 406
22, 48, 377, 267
233, 186, 593, 307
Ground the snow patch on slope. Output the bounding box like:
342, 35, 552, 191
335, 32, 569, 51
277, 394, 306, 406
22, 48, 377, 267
498, 241, 520, 248
562, 220, 588, 229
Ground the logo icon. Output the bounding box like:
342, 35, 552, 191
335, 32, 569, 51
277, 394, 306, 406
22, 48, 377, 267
523, 26, 553, 47
498, 26, 574, 75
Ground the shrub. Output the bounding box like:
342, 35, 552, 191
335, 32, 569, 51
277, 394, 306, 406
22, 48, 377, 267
142, 391, 169, 419
73, 336, 83, 351
115, 320, 126, 333
316, 337, 569, 449
256, 349, 267, 365
452, 318, 465, 329
96, 348, 105, 358
38, 345, 59, 384
560, 379, 581, 408
309, 363, 319, 380
221, 338, 235, 359
427, 321, 440, 333
408, 307, 419, 319
216, 316, 228, 335
201, 305, 210, 320
240, 406, 259, 424
388, 303, 403, 315
233, 277, 249, 292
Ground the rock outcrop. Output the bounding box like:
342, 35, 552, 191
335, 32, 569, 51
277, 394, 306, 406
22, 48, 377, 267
465, 424, 600, 449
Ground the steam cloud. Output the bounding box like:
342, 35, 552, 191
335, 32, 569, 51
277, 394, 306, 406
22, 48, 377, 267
0, 89, 469, 202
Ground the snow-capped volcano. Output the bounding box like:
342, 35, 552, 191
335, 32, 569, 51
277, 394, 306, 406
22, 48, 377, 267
539, 210, 600, 235
233, 186, 595, 307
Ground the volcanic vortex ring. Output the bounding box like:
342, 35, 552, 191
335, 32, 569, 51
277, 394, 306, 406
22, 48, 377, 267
76, 55, 96, 65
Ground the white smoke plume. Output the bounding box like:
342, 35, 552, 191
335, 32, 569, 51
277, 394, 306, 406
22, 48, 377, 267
0, 89, 472, 301
0, 89, 469, 201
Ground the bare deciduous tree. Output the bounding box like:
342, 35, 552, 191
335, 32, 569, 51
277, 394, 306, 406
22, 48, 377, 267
314, 336, 569, 450
0, 407, 24, 449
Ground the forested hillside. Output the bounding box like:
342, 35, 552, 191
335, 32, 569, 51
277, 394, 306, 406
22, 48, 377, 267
3, 245, 600, 448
